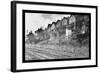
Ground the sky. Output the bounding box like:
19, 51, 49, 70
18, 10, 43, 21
25, 13, 70, 35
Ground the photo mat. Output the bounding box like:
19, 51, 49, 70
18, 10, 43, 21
23, 10, 91, 62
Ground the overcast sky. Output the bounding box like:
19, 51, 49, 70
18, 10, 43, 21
25, 13, 70, 34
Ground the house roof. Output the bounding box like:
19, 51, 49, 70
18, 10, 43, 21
52, 22, 56, 24
63, 17, 68, 20
48, 24, 52, 28
55, 20, 60, 26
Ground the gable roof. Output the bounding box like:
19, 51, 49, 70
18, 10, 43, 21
48, 24, 52, 28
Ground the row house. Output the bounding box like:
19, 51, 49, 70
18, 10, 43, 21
26, 15, 89, 44
46, 16, 73, 41
66, 15, 76, 39
35, 15, 77, 42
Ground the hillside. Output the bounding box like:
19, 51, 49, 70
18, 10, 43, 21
25, 14, 90, 61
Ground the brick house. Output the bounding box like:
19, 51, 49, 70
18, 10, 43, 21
47, 22, 59, 41
34, 15, 77, 43
46, 16, 74, 40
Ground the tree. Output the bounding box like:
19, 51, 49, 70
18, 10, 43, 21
27, 31, 35, 44
71, 15, 90, 46
35, 27, 44, 34
27, 31, 34, 37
